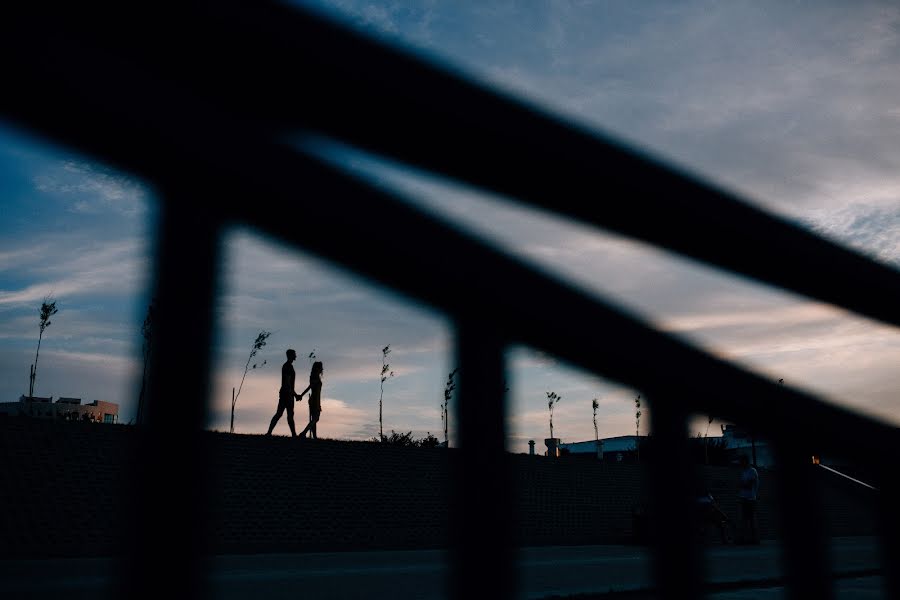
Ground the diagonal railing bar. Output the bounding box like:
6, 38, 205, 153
11, 1, 898, 330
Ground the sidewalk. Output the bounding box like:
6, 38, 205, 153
0, 536, 882, 599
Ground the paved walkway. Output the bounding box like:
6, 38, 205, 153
0, 536, 883, 599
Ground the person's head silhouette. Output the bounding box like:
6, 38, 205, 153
286, 349, 297, 362
311, 361, 323, 377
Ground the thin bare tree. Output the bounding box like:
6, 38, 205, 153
592, 397, 600, 454
441, 368, 458, 446
29, 296, 58, 398
136, 298, 156, 424
230, 330, 271, 433
379, 345, 394, 440
634, 394, 642, 461
547, 391, 561, 439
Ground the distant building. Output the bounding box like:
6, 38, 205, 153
559, 426, 779, 467
0, 395, 119, 423
559, 435, 642, 462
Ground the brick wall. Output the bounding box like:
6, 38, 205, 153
0, 418, 877, 558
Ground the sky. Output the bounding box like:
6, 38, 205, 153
0, 1, 898, 452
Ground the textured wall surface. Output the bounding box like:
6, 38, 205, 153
0, 418, 876, 558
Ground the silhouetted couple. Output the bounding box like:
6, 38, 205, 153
266, 348, 324, 439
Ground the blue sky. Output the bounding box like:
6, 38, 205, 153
1, 1, 899, 452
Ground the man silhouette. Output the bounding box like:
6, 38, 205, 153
266, 349, 299, 437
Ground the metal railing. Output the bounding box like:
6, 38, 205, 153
2, 2, 899, 599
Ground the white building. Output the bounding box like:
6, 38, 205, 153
0, 395, 119, 423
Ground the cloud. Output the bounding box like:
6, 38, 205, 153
0, 245, 56, 271
45, 348, 138, 372
0, 237, 150, 306
0, 308, 136, 353
33, 160, 151, 216
802, 203, 900, 267
660, 302, 842, 333
0, 281, 84, 307
296, 0, 439, 50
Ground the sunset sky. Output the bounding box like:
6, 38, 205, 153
1, 1, 898, 452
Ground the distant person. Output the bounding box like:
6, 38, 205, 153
736, 454, 760, 544
266, 349, 299, 437
297, 361, 324, 440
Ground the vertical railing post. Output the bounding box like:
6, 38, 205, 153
774, 437, 834, 600
877, 476, 900, 599
450, 322, 514, 600
117, 196, 221, 600
645, 392, 704, 598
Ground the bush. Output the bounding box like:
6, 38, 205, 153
373, 430, 441, 448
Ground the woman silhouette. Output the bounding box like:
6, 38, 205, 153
298, 361, 323, 440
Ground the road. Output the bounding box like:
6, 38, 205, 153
0, 536, 883, 599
